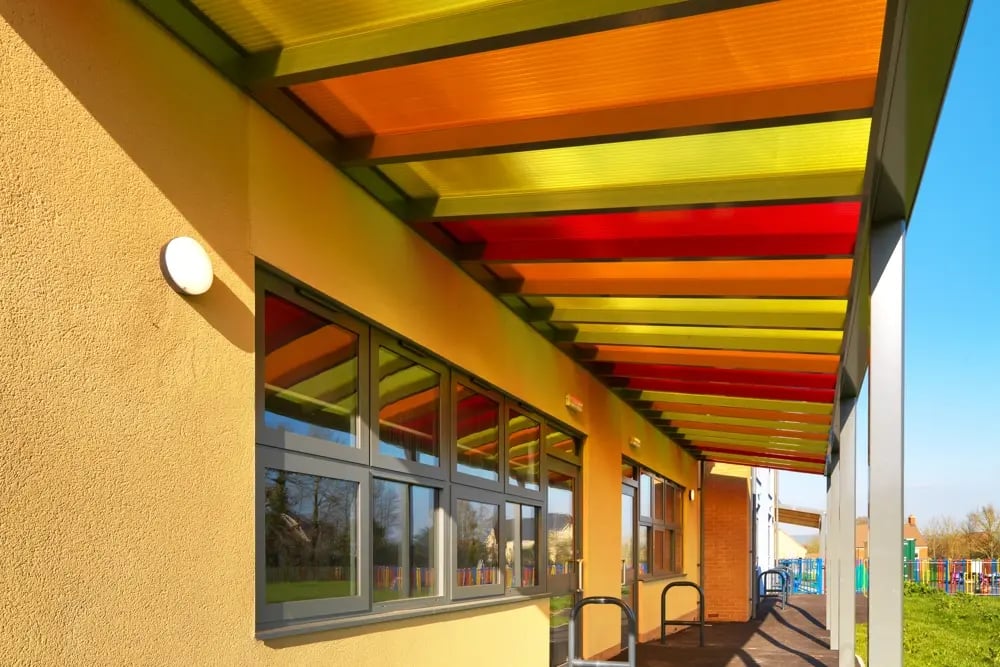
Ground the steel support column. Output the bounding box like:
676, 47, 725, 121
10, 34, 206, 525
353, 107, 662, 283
827, 459, 840, 641
837, 397, 858, 667
868, 220, 905, 667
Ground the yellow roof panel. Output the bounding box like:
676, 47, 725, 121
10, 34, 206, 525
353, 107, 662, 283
382, 119, 870, 214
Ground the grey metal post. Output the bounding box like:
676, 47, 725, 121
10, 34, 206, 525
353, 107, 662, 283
838, 397, 858, 667
827, 460, 840, 642
868, 220, 905, 667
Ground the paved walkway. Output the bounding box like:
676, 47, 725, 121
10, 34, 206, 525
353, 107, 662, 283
611, 595, 867, 666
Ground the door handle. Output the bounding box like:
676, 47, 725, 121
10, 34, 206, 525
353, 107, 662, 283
576, 558, 584, 593
621, 559, 627, 587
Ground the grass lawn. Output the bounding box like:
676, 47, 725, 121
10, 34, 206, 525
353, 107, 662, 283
856, 587, 1000, 666
266, 581, 417, 604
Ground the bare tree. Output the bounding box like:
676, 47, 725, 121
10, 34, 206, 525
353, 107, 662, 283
925, 515, 965, 560
965, 505, 1000, 559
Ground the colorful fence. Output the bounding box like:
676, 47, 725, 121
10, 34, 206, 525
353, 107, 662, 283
777, 558, 824, 594
855, 559, 1000, 595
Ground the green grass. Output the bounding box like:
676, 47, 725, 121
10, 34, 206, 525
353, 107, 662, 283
550, 594, 574, 628
266, 581, 421, 604
856, 586, 1000, 666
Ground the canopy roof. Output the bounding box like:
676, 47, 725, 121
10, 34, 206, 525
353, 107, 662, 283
139, 0, 969, 474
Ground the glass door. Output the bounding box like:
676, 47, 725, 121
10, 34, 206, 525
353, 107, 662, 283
548, 459, 580, 667
621, 483, 638, 649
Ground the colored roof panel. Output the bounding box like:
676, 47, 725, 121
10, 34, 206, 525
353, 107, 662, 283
382, 119, 871, 215
292, 0, 884, 154
442, 202, 860, 261
534, 297, 848, 329
195, 1, 684, 65
638, 392, 833, 415
624, 378, 835, 402
584, 347, 841, 374
566, 324, 842, 354
667, 420, 828, 441
597, 364, 837, 390
659, 414, 831, 435
653, 403, 832, 426
498, 259, 853, 298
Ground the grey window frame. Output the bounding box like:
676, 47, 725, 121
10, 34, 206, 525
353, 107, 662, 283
256, 445, 371, 625
543, 422, 582, 466
635, 466, 685, 579
504, 405, 546, 502
451, 486, 506, 600
451, 375, 505, 492
370, 469, 451, 612
503, 500, 545, 596
256, 275, 371, 467
370, 332, 450, 480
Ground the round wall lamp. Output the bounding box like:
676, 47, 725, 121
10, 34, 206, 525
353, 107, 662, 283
161, 236, 214, 295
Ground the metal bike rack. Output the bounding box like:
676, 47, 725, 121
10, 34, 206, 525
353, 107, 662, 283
659, 581, 705, 647
754, 568, 790, 617
567, 596, 636, 667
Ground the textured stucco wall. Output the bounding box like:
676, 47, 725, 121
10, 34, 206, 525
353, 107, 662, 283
0, 1, 699, 664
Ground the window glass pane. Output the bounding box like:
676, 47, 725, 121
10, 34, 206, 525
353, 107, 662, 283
639, 473, 652, 517
373, 479, 405, 602
653, 477, 665, 522
263, 293, 359, 448
377, 347, 440, 466
664, 485, 677, 525
654, 529, 667, 573
546, 428, 577, 457
264, 469, 358, 603
622, 461, 636, 482
505, 503, 518, 589
508, 410, 540, 491
410, 485, 437, 598
547, 470, 575, 574
638, 526, 650, 576
522, 505, 539, 587
456, 499, 500, 587
455, 384, 500, 481
672, 529, 683, 573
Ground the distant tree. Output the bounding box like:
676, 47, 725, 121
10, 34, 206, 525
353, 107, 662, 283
925, 515, 965, 560
965, 505, 1000, 559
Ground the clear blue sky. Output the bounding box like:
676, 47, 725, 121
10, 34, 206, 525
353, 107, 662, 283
780, 0, 1000, 529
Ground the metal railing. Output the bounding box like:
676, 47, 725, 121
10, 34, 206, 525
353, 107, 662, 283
856, 558, 1000, 595
567, 597, 636, 667
754, 568, 790, 617
659, 581, 705, 647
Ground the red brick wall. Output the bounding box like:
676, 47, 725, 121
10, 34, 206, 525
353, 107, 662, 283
702, 468, 751, 622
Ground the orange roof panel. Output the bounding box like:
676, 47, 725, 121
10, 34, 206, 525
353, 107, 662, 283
292, 0, 886, 153
499, 259, 853, 297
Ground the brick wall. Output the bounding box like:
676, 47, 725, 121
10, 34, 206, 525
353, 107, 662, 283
702, 467, 752, 622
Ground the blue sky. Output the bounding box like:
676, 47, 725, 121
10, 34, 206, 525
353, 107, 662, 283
780, 0, 999, 528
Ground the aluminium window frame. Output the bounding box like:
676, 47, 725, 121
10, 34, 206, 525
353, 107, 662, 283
503, 500, 545, 596
256, 445, 372, 625
451, 485, 506, 600
370, 468, 451, 613
370, 331, 450, 480
255, 274, 371, 467
504, 405, 546, 503
450, 374, 505, 493
631, 462, 686, 579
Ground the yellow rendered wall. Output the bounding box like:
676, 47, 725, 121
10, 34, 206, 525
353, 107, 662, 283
0, 1, 699, 664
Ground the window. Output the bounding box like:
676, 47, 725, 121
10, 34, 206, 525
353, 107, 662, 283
507, 409, 541, 493
454, 493, 502, 598
256, 271, 583, 629
631, 461, 684, 577
454, 382, 501, 485
372, 479, 439, 602
505, 503, 541, 591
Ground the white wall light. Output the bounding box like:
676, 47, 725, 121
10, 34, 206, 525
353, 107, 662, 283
689, 489, 696, 502
161, 236, 214, 295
